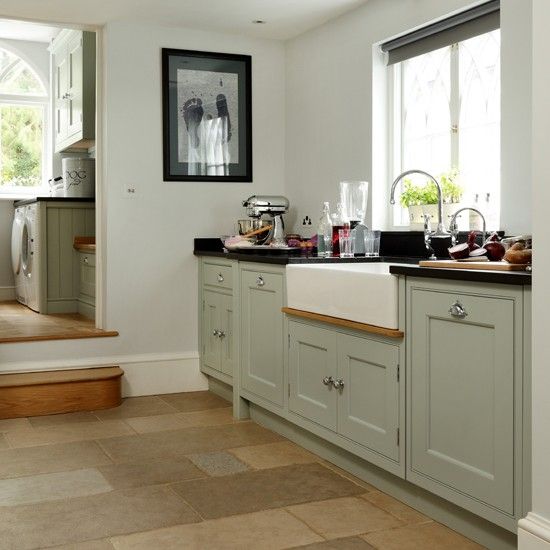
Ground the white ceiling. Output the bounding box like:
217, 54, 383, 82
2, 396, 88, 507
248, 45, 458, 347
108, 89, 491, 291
0, 19, 60, 43
0, 0, 368, 41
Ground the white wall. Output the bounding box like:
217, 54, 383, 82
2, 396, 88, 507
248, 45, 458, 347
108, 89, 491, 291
519, 1, 550, 547
285, 0, 533, 235
0, 38, 50, 298
0, 21, 286, 392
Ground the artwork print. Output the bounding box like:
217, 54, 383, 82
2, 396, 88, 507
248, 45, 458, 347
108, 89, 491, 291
162, 49, 252, 182
177, 70, 238, 176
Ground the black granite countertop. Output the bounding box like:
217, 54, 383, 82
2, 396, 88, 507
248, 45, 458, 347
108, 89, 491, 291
14, 197, 95, 207
194, 238, 531, 285
388, 264, 531, 285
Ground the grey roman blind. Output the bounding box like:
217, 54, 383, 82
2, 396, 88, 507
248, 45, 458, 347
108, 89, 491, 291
381, 0, 500, 65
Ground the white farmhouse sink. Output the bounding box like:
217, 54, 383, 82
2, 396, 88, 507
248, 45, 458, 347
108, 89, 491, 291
286, 262, 404, 329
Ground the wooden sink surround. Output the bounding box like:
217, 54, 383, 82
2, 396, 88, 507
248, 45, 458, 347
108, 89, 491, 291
0, 367, 124, 419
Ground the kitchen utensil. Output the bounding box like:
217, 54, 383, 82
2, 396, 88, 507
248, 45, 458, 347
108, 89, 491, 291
339, 181, 369, 227
364, 230, 381, 257
242, 195, 290, 246
62, 158, 95, 198
243, 225, 273, 238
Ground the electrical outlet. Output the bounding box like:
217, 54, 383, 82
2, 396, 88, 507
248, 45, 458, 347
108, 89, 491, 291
302, 215, 312, 226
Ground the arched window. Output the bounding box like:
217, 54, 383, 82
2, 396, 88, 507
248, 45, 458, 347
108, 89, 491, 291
0, 46, 48, 193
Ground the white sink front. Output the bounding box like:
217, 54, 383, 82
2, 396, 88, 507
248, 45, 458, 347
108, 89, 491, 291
286, 262, 403, 329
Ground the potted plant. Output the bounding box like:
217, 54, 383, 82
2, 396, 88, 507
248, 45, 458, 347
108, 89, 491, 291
399, 169, 463, 230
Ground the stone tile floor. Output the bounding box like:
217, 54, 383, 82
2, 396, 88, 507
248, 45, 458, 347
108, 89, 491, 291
0, 391, 485, 549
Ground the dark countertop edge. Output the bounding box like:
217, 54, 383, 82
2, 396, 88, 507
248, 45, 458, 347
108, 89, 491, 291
14, 197, 95, 207
389, 265, 531, 286
194, 249, 531, 285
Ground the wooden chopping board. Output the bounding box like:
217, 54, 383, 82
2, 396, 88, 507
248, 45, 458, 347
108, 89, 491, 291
419, 260, 530, 271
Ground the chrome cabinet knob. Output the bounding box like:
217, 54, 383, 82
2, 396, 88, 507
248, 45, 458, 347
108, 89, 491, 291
256, 276, 265, 287
218, 331, 226, 339
217, 273, 224, 283
449, 301, 468, 319
332, 378, 345, 390
212, 329, 220, 337
322, 376, 334, 386
83, 256, 89, 264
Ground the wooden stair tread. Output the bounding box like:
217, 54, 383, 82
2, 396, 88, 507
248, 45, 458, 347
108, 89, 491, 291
0, 367, 123, 388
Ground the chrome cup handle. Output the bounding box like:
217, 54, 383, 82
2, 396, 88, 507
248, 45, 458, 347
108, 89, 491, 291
256, 276, 265, 287
322, 376, 334, 386
449, 301, 468, 319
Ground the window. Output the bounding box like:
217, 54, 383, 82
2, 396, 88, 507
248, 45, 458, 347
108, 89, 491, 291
392, 29, 500, 229
0, 46, 48, 194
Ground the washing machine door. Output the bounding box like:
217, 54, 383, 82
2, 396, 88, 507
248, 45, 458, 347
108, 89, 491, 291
11, 211, 23, 275
21, 215, 33, 278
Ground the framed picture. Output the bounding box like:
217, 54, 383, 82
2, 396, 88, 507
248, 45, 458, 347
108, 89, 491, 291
162, 48, 252, 182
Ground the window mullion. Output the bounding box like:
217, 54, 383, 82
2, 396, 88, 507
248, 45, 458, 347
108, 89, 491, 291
450, 43, 460, 168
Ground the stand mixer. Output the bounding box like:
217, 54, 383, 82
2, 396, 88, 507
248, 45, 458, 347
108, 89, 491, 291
242, 195, 290, 247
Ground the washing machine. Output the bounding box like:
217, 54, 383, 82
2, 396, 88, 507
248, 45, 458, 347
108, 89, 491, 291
11, 203, 41, 312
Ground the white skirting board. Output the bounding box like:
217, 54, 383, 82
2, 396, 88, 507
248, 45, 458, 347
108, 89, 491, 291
519, 514, 550, 550
0, 286, 15, 301
0, 352, 208, 397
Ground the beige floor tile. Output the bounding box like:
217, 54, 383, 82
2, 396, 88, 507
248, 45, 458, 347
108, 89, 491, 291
98, 457, 205, 489
293, 536, 376, 549
160, 390, 231, 412
124, 413, 185, 434
319, 460, 377, 492
0, 440, 112, 479
187, 451, 249, 476
0, 484, 200, 550
6, 419, 135, 448
360, 491, 432, 525
287, 496, 403, 539
93, 396, 177, 420
361, 522, 485, 550
29, 411, 99, 428
229, 441, 316, 469
0, 468, 112, 507
111, 508, 322, 550
50, 540, 115, 550
172, 462, 364, 520
97, 422, 283, 463
176, 407, 237, 428
0, 434, 8, 449
0, 417, 33, 433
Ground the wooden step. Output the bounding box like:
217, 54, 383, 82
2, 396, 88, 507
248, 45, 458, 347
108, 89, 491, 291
0, 367, 123, 419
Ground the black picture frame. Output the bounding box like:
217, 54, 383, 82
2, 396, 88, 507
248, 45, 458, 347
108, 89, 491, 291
162, 48, 252, 182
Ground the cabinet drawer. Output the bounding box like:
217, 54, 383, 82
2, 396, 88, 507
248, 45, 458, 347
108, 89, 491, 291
203, 263, 233, 290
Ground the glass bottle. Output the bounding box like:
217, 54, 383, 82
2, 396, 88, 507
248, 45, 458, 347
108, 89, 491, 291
331, 203, 346, 256
317, 202, 333, 257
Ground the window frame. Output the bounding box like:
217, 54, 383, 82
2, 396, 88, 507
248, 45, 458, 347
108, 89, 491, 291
0, 45, 50, 198
388, 32, 500, 228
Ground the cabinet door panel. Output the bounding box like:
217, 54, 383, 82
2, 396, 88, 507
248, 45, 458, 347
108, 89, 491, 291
337, 334, 399, 460
410, 289, 514, 514
67, 33, 83, 138
202, 290, 221, 371
54, 51, 68, 144
289, 321, 338, 431
220, 294, 235, 377
240, 270, 284, 406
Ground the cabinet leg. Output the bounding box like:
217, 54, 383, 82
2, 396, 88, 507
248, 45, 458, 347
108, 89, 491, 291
233, 393, 250, 420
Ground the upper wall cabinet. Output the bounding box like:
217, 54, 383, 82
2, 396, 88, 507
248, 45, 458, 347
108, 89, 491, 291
50, 30, 96, 152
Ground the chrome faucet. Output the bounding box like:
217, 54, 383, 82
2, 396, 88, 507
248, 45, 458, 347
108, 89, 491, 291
390, 169, 450, 259
449, 207, 487, 245
390, 170, 449, 237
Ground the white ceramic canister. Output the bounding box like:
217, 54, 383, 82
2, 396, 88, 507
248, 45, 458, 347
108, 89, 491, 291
62, 158, 95, 198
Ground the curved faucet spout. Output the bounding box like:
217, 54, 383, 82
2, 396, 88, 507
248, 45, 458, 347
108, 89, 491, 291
389, 169, 448, 236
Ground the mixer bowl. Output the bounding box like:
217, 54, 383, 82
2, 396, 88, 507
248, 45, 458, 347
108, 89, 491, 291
237, 219, 272, 245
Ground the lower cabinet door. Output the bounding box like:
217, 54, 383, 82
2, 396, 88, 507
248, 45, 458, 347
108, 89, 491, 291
409, 288, 515, 514
288, 321, 338, 431
240, 269, 285, 406
219, 294, 235, 378
202, 290, 221, 371
337, 334, 400, 461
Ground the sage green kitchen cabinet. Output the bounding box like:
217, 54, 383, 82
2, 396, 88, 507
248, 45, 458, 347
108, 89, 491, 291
406, 278, 525, 528
337, 333, 400, 462
240, 265, 285, 408
50, 29, 96, 152
288, 321, 338, 431
287, 318, 401, 464
199, 259, 236, 384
